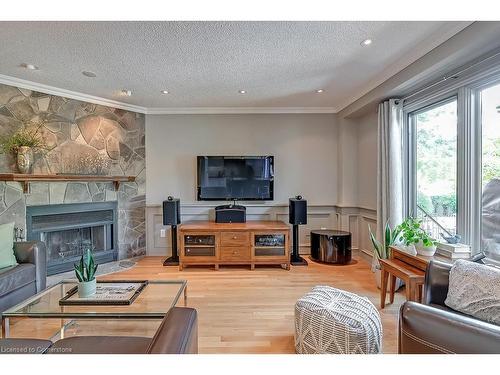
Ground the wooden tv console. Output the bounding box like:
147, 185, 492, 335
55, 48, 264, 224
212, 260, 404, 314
178, 220, 291, 270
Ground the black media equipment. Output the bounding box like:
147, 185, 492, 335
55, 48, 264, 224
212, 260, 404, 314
289, 196, 308, 266
162, 196, 181, 266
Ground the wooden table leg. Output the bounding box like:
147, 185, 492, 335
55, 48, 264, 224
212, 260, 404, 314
406, 279, 416, 302
389, 274, 396, 304
417, 283, 423, 303
380, 268, 389, 309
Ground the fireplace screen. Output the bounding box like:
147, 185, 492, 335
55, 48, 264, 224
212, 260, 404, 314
26, 202, 117, 275
42, 225, 111, 262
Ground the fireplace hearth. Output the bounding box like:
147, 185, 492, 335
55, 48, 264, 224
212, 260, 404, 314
26, 202, 118, 275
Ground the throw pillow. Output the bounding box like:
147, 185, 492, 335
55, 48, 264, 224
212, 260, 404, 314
0, 222, 17, 269
444, 259, 500, 325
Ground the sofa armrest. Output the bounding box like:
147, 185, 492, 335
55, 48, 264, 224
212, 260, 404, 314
147, 307, 198, 354
399, 301, 500, 354
423, 260, 452, 306
13, 241, 47, 292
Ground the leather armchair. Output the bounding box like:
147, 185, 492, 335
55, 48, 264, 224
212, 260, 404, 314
0, 307, 198, 354
399, 260, 500, 354
0, 241, 47, 313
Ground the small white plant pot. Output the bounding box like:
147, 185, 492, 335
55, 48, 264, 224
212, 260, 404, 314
78, 279, 97, 298
398, 244, 417, 256
415, 241, 437, 256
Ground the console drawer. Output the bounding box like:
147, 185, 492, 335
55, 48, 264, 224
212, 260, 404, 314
184, 247, 216, 257
220, 246, 251, 261
220, 232, 250, 246
254, 247, 286, 257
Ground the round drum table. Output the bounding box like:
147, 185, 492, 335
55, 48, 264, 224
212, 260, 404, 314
310, 230, 352, 264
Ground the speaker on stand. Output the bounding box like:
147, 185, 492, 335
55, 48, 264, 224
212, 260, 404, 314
162, 196, 181, 266
289, 195, 308, 266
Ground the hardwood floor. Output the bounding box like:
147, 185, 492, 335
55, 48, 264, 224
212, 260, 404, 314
8, 253, 405, 353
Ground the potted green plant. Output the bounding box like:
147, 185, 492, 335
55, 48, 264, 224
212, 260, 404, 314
369, 221, 403, 289
74, 248, 98, 298
0, 121, 47, 174
398, 217, 437, 256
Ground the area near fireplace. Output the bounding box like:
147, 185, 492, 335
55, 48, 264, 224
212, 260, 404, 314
26, 202, 118, 275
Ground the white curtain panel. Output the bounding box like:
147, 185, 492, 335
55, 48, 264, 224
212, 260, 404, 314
376, 99, 404, 247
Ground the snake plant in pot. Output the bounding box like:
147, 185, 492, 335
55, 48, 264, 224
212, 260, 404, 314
74, 248, 98, 297
369, 221, 404, 290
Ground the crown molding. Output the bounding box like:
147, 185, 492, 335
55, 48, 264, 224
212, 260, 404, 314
0, 74, 338, 115
0, 74, 148, 114
145, 107, 338, 114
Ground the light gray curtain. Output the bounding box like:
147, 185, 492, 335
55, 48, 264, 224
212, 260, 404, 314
376, 99, 404, 246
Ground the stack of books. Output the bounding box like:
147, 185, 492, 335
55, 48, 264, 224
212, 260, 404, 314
436, 242, 471, 259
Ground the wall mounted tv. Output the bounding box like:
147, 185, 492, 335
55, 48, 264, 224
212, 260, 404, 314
197, 156, 274, 201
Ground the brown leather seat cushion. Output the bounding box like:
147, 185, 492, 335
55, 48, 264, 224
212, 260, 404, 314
0, 338, 53, 354
47, 336, 151, 354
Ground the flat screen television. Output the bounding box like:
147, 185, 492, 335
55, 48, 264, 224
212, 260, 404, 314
197, 156, 274, 201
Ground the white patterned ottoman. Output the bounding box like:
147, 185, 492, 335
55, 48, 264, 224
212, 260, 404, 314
294, 286, 382, 354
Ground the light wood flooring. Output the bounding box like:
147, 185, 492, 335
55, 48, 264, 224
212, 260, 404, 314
7, 253, 405, 353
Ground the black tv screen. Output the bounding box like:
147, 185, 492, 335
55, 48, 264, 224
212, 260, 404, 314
197, 156, 274, 201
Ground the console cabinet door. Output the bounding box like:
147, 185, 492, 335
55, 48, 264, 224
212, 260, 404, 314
179, 232, 219, 262
252, 231, 289, 262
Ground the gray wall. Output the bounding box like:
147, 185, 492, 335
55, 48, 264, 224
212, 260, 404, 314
146, 113, 339, 205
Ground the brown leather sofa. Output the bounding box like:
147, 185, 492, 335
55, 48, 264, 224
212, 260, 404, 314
399, 260, 500, 354
0, 307, 198, 354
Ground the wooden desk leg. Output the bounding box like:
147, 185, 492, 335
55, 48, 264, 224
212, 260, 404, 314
389, 274, 396, 304
417, 284, 423, 303
380, 268, 389, 309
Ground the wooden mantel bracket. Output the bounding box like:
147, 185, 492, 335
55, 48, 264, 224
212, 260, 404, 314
0, 174, 135, 194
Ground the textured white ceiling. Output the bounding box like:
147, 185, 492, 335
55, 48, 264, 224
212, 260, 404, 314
0, 21, 470, 111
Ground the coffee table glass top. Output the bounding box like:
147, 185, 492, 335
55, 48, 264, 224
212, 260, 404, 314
3, 280, 187, 319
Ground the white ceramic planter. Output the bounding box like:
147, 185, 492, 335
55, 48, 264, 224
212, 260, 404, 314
78, 279, 97, 298
415, 241, 437, 256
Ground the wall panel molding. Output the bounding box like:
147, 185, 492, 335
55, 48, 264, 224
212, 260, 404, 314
146, 203, 377, 257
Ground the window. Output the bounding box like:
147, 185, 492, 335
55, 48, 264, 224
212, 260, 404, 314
403, 53, 500, 259
480, 83, 500, 260
409, 99, 458, 240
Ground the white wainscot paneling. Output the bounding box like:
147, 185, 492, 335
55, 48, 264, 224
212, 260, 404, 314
146, 204, 376, 257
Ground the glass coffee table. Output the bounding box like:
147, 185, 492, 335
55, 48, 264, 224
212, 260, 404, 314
1, 280, 187, 339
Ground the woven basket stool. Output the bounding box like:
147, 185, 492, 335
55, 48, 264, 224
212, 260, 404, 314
294, 285, 382, 354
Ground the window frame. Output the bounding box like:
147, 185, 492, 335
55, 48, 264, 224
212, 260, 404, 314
402, 52, 500, 255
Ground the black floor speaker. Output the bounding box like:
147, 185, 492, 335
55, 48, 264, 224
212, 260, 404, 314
289, 196, 308, 266
162, 196, 181, 266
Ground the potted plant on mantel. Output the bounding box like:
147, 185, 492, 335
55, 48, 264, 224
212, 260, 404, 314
369, 221, 404, 290
74, 249, 99, 298
0, 120, 47, 174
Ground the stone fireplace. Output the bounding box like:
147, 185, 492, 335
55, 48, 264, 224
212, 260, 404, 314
0, 82, 146, 262
26, 202, 118, 275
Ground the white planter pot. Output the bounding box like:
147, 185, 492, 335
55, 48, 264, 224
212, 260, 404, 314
396, 244, 417, 256
415, 241, 437, 256
78, 279, 97, 298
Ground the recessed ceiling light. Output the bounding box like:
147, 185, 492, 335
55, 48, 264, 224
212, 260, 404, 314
360, 39, 373, 46
238, 90, 246, 94
82, 71, 97, 78
316, 89, 324, 93
121, 89, 132, 97
161, 90, 169, 94
20, 63, 39, 70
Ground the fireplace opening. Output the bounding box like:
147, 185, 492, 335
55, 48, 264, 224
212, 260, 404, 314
26, 202, 118, 275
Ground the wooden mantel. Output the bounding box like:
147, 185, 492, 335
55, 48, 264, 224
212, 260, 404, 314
0, 173, 135, 193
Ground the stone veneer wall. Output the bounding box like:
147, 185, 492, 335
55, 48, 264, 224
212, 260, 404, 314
0, 83, 146, 259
